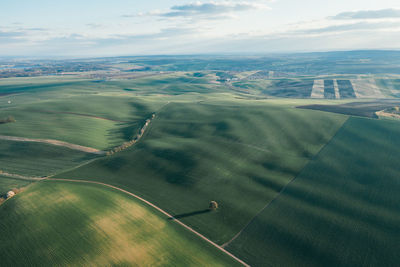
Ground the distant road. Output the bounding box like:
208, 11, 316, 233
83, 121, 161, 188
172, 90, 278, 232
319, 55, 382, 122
48, 178, 250, 267
0, 135, 105, 154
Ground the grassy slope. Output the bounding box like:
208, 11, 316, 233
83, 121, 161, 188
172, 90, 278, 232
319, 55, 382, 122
0, 140, 96, 176
0, 181, 239, 266
56, 101, 347, 244
0, 96, 166, 150
0, 176, 31, 196
228, 117, 400, 267
0, 112, 130, 150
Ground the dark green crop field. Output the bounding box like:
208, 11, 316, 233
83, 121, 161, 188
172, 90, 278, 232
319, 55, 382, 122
324, 80, 335, 99
227, 117, 400, 266
337, 80, 356, 99
56, 100, 347, 244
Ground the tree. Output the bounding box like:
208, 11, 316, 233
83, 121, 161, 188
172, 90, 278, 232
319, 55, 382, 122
209, 201, 218, 210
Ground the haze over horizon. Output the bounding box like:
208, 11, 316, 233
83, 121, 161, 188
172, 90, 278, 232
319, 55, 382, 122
1, 0, 400, 57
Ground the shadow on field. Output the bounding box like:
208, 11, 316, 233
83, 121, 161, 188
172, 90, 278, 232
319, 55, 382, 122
168, 209, 211, 220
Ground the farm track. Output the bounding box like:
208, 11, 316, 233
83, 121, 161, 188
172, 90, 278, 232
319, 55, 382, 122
47, 177, 249, 267
222, 117, 351, 248
0, 135, 105, 154
0, 172, 47, 181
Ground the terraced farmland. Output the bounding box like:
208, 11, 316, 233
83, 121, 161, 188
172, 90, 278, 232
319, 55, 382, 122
0, 181, 239, 266
227, 117, 400, 266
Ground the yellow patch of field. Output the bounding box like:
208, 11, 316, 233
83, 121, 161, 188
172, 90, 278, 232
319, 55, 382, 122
0, 181, 236, 266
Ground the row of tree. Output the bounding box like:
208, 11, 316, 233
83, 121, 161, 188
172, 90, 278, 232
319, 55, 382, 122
106, 114, 155, 156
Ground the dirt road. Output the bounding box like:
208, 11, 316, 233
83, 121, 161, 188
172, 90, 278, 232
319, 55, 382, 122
0, 135, 105, 154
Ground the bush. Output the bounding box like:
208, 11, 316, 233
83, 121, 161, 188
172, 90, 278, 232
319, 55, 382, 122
0, 116, 16, 124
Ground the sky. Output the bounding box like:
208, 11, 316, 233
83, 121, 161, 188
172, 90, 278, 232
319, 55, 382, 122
1, 0, 400, 57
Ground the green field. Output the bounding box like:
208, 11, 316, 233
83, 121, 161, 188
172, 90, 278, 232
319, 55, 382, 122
0, 139, 96, 176
1, 57, 400, 267
56, 100, 347, 244
0, 180, 239, 266
227, 117, 400, 266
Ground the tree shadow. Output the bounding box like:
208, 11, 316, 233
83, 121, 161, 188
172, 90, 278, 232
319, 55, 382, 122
168, 209, 211, 220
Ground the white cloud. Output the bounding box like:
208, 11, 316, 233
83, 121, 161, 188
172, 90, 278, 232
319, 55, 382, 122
2, 7, 400, 57
300, 21, 400, 34
123, 1, 270, 20
332, 9, 400, 20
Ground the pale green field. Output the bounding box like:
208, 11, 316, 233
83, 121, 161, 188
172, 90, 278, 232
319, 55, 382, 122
0, 180, 239, 266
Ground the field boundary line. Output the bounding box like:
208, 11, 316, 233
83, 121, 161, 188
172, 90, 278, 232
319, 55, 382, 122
46, 178, 249, 267
222, 117, 350, 248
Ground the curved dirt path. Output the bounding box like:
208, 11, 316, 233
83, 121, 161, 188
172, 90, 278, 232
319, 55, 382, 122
48, 178, 249, 267
0, 135, 104, 154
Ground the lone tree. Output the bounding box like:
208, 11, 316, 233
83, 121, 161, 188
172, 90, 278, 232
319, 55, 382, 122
209, 201, 218, 210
